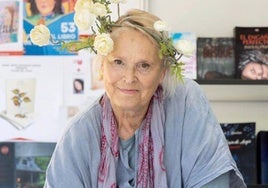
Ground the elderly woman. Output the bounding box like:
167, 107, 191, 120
32, 5, 246, 188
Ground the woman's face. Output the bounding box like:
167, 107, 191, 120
242, 61, 268, 80
102, 28, 165, 112
74, 80, 83, 91
35, 0, 56, 16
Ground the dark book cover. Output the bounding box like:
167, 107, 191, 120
257, 131, 268, 185
0, 143, 15, 188
234, 27, 268, 80
220, 122, 257, 185
197, 37, 235, 80
0, 141, 56, 188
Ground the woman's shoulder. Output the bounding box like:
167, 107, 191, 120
167, 78, 206, 103
163, 78, 211, 120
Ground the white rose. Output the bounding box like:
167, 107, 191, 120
74, 0, 93, 12
94, 33, 114, 56
74, 10, 96, 31
174, 39, 195, 57
154, 20, 169, 32
109, 0, 127, 3
30, 24, 50, 46
91, 3, 107, 17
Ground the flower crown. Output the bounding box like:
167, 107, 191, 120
30, 0, 195, 81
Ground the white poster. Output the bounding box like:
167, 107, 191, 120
0, 56, 64, 141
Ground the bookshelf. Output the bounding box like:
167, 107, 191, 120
197, 80, 268, 102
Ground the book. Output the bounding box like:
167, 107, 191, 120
220, 122, 257, 185
0, 0, 24, 54
0, 141, 56, 188
23, 0, 78, 55
234, 27, 268, 80
171, 32, 197, 79
22, 0, 147, 55
257, 131, 268, 184
197, 37, 235, 80
0, 56, 65, 141
0, 142, 15, 187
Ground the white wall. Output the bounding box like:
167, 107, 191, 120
149, 0, 268, 37
211, 101, 268, 133
149, 0, 268, 133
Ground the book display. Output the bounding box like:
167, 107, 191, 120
220, 122, 257, 185
234, 27, 268, 80
171, 32, 197, 79
197, 37, 235, 80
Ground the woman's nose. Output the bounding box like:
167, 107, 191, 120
123, 67, 137, 83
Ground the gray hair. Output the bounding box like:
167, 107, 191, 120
239, 50, 268, 70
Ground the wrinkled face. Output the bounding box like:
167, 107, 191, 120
101, 28, 165, 112
35, 0, 55, 16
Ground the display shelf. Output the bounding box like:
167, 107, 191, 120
196, 79, 268, 102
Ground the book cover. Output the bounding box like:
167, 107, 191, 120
0, 56, 65, 141
0, 141, 56, 188
257, 131, 268, 184
220, 122, 257, 185
234, 27, 268, 80
0, 142, 15, 188
0, 0, 24, 54
171, 32, 197, 79
4, 78, 36, 130
197, 37, 235, 80
22, 0, 147, 55
23, 0, 78, 55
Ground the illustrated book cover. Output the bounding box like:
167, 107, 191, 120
23, 0, 78, 55
197, 37, 235, 80
0, 141, 56, 188
22, 0, 147, 55
0, 0, 24, 55
171, 32, 197, 79
220, 122, 257, 185
234, 27, 268, 80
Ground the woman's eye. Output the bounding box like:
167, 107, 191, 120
114, 59, 122, 65
137, 62, 150, 72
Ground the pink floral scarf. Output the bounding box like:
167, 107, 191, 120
98, 87, 167, 188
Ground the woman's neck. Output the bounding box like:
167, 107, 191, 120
113, 106, 149, 140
